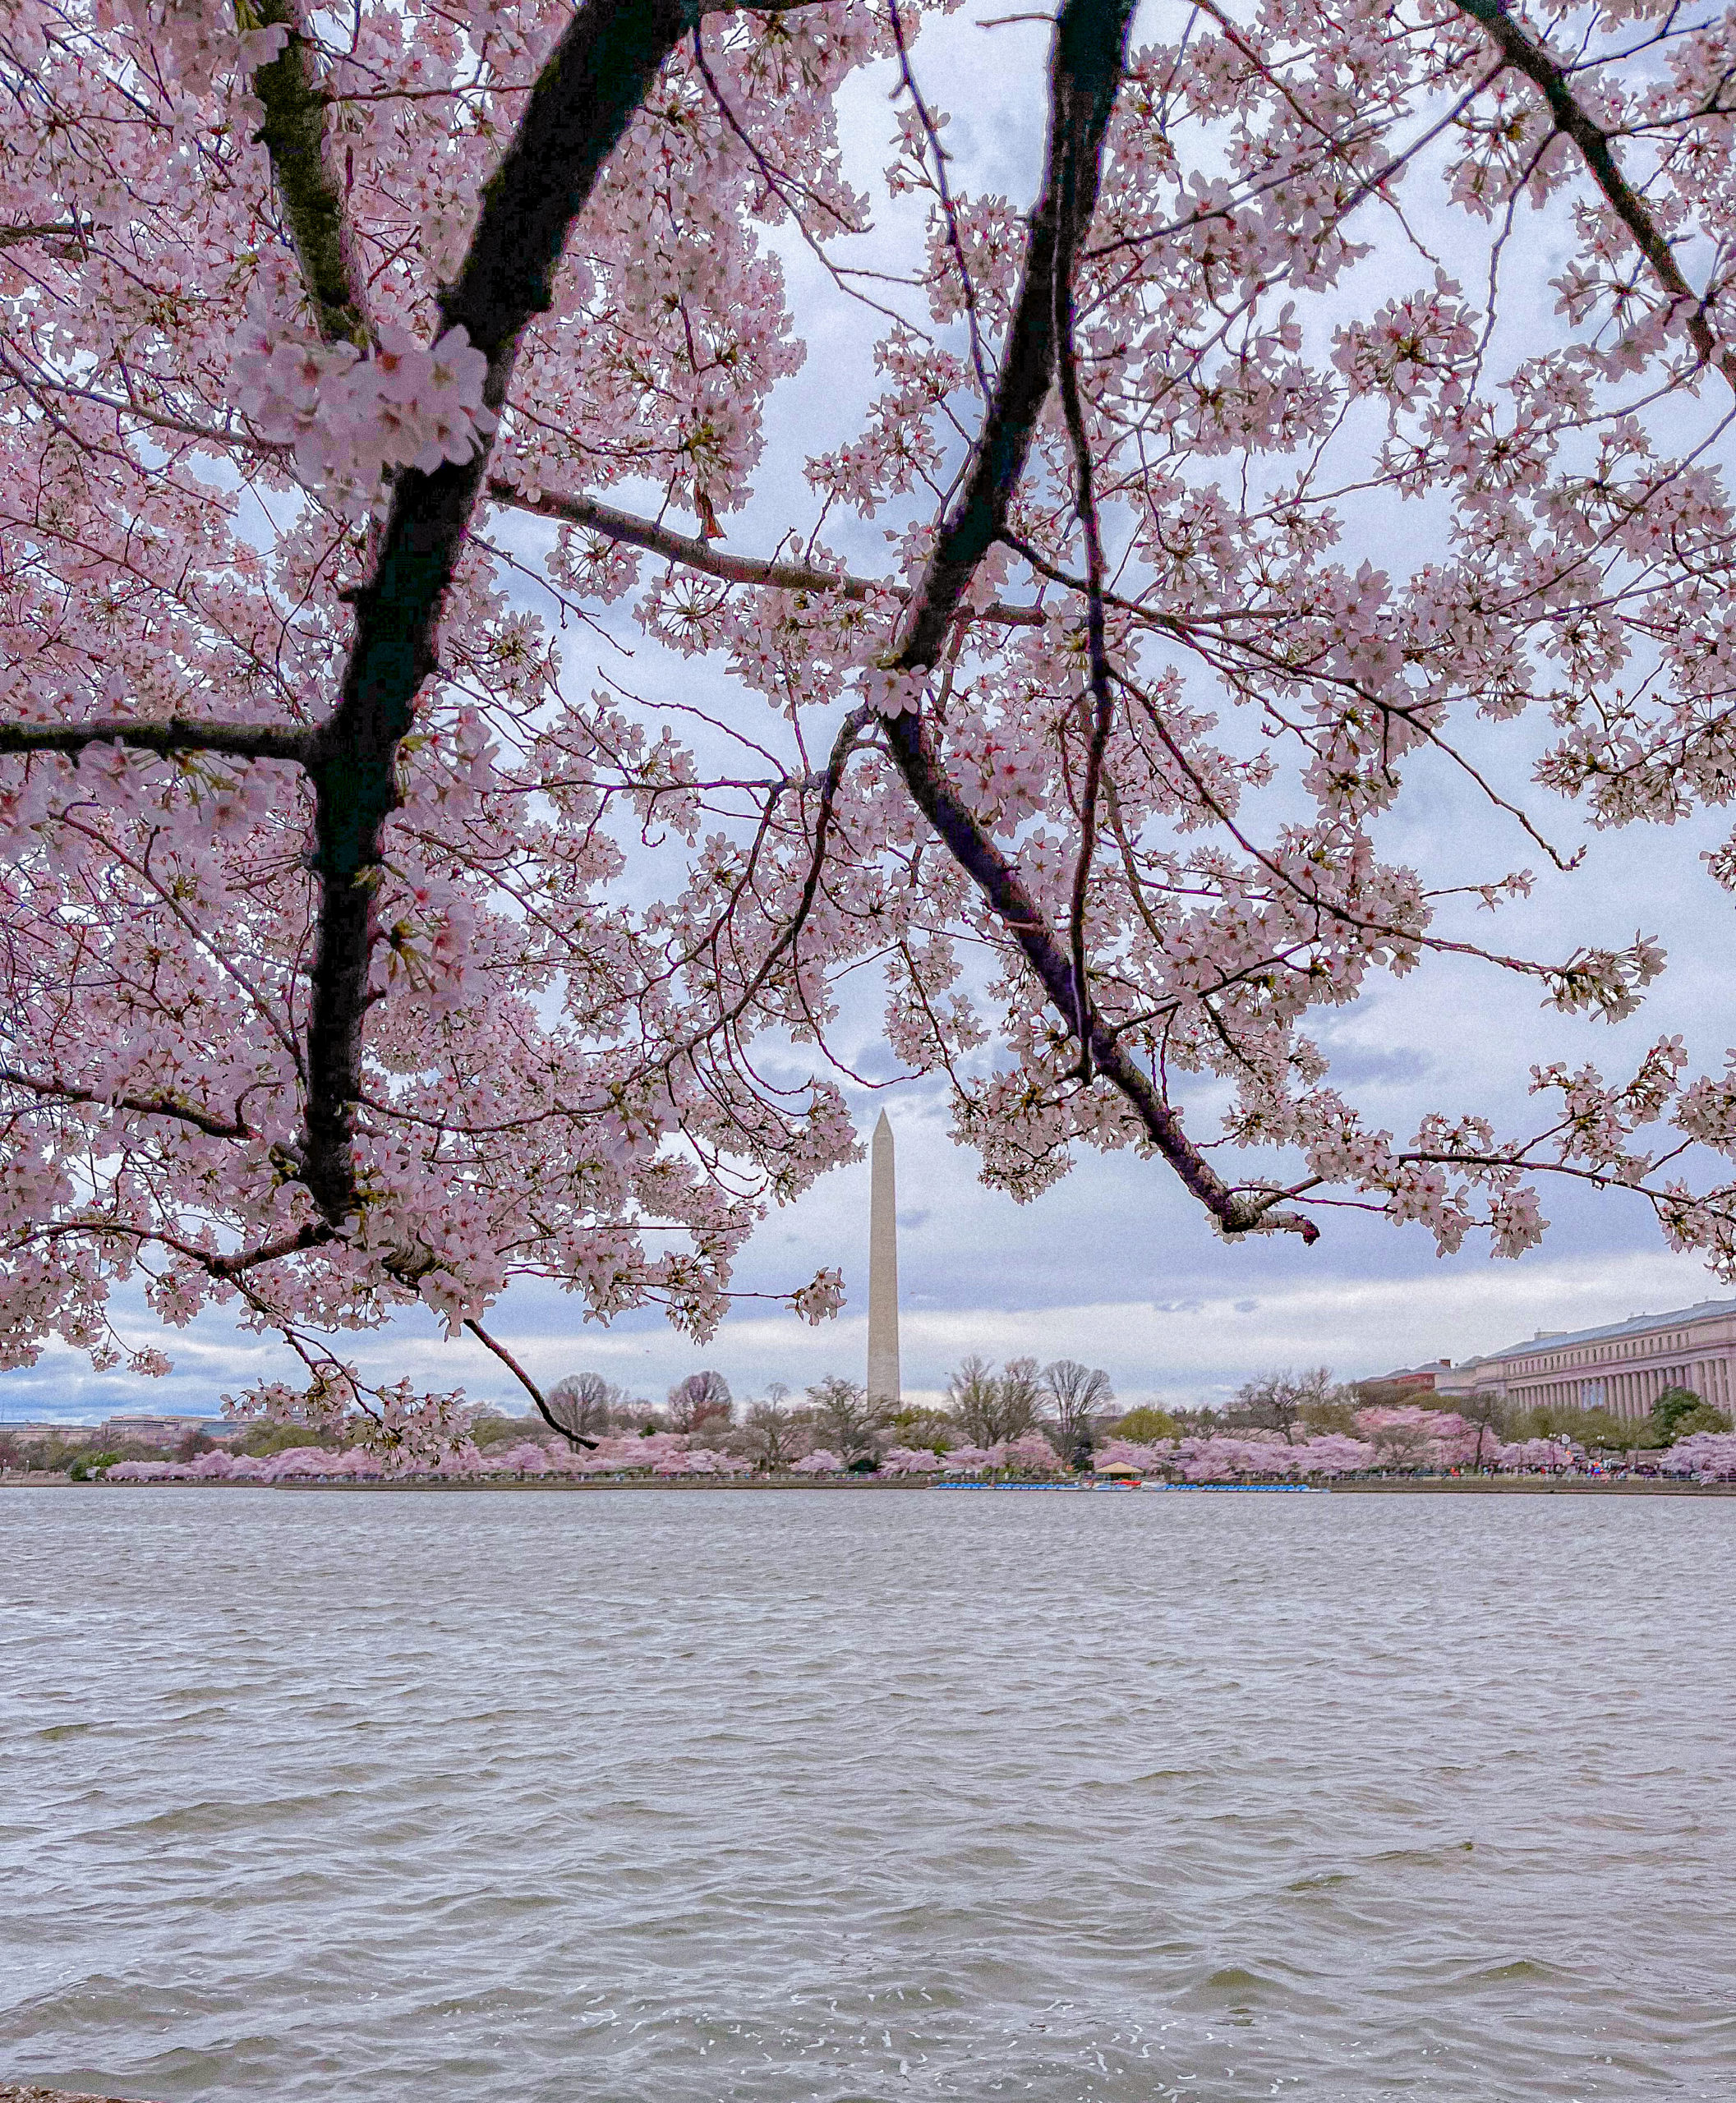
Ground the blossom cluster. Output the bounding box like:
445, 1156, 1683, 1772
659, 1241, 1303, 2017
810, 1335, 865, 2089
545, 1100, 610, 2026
234, 304, 495, 513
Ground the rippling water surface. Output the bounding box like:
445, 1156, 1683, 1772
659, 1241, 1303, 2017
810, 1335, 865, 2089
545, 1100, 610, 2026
2, 1486, 1734, 2101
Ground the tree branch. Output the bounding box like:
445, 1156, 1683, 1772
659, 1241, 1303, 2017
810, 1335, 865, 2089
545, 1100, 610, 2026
1051, 113, 1113, 1082
2, 1065, 255, 1140
877, 0, 1315, 1240
1453, 0, 1736, 391
463, 1315, 598, 1447
890, 0, 1136, 671
21, 1217, 334, 1277
0, 220, 88, 252
488, 476, 1048, 624
296, 0, 698, 1226
248, 0, 374, 348
0, 716, 311, 763
199, 1222, 336, 1277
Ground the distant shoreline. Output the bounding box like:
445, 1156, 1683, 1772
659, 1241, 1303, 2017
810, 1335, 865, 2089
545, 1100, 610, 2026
1328, 1477, 1736, 1496
4, 1474, 1735, 1497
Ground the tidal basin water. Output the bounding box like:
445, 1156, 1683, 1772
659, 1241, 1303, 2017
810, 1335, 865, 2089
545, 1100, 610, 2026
2, 1489, 1734, 2101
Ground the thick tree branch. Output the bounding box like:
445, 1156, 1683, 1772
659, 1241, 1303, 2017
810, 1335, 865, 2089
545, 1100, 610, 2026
877, 0, 1315, 1240
0, 220, 88, 252
297, 0, 698, 1226
1052, 124, 1113, 1083
890, 0, 1136, 670
488, 477, 1049, 624
248, 0, 374, 348
1453, 0, 1736, 391
0, 716, 311, 763
198, 1223, 336, 1277
21, 1217, 334, 1277
889, 712, 1317, 1240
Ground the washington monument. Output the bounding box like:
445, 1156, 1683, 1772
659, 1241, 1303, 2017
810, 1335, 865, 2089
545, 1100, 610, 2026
868, 1111, 900, 1408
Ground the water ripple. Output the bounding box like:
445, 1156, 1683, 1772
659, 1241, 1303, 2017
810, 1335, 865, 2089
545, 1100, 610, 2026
2, 1487, 1734, 2099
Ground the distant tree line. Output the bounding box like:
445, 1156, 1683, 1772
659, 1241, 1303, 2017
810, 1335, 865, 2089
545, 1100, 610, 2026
493, 1356, 1126, 1474
1209, 1367, 1730, 1456
8, 1357, 1722, 1482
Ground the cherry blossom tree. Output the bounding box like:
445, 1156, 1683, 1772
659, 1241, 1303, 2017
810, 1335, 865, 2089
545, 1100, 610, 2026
879, 1443, 946, 1472
937, 1443, 997, 1474
1660, 1430, 1736, 1477
1092, 1435, 1174, 1471
1356, 1406, 1439, 1470
564, 1429, 687, 1472
16, 0, 1736, 1451
1096, 1428, 1379, 1477
1493, 1435, 1582, 1472
495, 1438, 555, 1474
791, 1447, 845, 1474
1294, 1433, 1379, 1479
1171, 1432, 1295, 1480
1000, 1428, 1065, 1474
652, 1442, 747, 1473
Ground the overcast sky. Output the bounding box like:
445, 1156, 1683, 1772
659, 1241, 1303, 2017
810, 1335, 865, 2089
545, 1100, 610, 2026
11, 1, 1736, 1427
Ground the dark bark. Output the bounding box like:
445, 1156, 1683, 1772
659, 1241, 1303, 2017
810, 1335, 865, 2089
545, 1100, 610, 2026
1452, 0, 1736, 390
877, 0, 1316, 1240
297, 0, 696, 1224
0, 717, 309, 763
1, 1065, 254, 1139
250, 0, 374, 349
464, 1317, 599, 1447
891, 0, 1137, 670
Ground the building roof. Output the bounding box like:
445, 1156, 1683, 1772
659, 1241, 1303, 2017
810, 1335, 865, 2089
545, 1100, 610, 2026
1465, 1297, 1736, 1367
100, 1412, 228, 1426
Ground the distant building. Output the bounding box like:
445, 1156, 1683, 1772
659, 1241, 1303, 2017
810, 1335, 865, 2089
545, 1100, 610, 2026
97, 1413, 241, 1446
2, 1421, 97, 1445
1367, 1360, 1453, 1393
1438, 1299, 1736, 1420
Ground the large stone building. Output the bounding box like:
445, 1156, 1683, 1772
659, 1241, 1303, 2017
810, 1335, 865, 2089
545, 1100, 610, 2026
97, 1413, 241, 1446
1439, 1298, 1736, 1420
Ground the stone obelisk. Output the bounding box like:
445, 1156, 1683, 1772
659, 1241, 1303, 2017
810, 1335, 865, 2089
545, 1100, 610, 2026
867, 1111, 901, 1409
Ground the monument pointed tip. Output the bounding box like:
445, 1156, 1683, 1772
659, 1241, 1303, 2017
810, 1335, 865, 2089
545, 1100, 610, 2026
873, 1109, 892, 1132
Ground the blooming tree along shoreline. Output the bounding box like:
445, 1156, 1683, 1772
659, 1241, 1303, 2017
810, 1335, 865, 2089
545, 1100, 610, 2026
89, 1426, 1736, 1483
10, 0, 1736, 1452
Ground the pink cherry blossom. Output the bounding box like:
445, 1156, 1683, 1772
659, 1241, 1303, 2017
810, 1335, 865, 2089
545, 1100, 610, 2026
15, 0, 1736, 1457
880, 1445, 946, 1474
937, 1446, 996, 1475
1660, 1433, 1736, 1479
792, 1449, 845, 1475
1093, 1439, 1173, 1473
